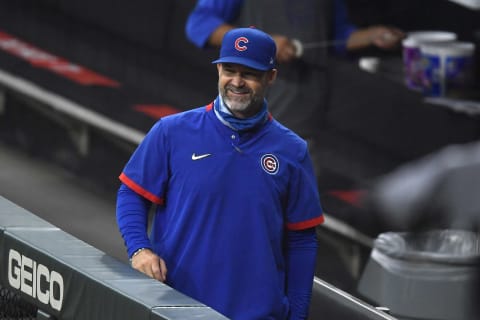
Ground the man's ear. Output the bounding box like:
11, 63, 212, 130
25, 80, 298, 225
267, 69, 278, 85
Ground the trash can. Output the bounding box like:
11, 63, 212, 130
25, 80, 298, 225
358, 229, 480, 320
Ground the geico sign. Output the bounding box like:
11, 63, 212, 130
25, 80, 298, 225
8, 248, 64, 311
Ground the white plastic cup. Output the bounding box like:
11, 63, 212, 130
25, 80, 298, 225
419, 41, 476, 97
359, 57, 380, 73
402, 31, 457, 90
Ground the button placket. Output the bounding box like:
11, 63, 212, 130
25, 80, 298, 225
230, 133, 242, 153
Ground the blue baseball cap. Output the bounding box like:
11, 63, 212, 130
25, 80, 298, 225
212, 27, 276, 71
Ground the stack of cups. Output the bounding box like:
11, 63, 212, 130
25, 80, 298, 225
420, 41, 476, 97
402, 31, 476, 98
402, 31, 457, 91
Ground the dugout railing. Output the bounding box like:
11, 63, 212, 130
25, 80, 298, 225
0, 195, 227, 320
0, 195, 396, 320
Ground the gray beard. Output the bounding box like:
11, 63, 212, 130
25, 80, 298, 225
220, 91, 263, 117
223, 97, 250, 113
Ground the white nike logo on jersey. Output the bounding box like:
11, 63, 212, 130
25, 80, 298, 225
191, 153, 212, 160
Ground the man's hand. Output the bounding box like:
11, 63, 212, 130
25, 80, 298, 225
272, 35, 298, 63
369, 26, 405, 49
131, 249, 168, 282
347, 25, 405, 51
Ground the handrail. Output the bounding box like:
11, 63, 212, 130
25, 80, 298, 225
321, 213, 374, 248
0, 69, 145, 145
311, 277, 398, 320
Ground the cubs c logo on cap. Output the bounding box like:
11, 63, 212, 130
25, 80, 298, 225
261, 154, 279, 175
234, 37, 249, 52
212, 28, 276, 71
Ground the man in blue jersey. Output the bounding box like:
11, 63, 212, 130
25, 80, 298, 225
116, 27, 324, 320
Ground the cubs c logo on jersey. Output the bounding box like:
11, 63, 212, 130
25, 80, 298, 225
235, 37, 249, 51
261, 154, 279, 175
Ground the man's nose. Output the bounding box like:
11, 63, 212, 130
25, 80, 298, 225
230, 73, 245, 87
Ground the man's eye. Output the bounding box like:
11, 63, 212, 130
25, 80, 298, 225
244, 72, 261, 79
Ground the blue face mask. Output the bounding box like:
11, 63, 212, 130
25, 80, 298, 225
214, 96, 268, 132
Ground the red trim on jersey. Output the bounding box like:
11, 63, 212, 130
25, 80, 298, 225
119, 172, 164, 205
286, 215, 324, 231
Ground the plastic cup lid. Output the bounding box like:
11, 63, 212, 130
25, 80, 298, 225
420, 41, 475, 56
402, 31, 457, 47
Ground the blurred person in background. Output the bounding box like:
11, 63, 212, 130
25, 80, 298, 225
367, 140, 480, 231
117, 27, 324, 320
185, 0, 404, 178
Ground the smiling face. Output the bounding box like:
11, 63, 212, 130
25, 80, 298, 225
217, 63, 277, 119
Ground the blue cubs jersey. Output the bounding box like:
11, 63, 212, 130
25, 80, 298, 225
120, 100, 324, 319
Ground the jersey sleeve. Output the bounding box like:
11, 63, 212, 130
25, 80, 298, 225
333, 0, 357, 55
185, 0, 244, 48
285, 149, 324, 231
119, 120, 169, 205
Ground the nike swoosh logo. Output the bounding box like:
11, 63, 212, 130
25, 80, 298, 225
191, 153, 212, 160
